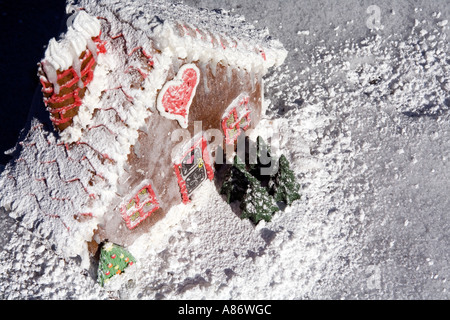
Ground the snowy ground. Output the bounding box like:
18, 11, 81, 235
1, 0, 449, 300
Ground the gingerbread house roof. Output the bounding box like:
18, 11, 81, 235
77, 0, 287, 73
0, 0, 287, 266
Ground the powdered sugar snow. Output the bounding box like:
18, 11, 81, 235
0, 0, 449, 299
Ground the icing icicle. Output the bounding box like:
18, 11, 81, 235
199, 62, 210, 94
226, 64, 233, 85
210, 59, 217, 77
86, 38, 98, 62
42, 62, 60, 95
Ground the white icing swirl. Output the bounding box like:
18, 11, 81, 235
44, 11, 101, 71
73, 11, 101, 38
42, 11, 101, 92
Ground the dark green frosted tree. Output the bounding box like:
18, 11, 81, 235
220, 146, 300, 225
220, 156, 250, 204
271, 155, 301, 206
240, 173, 280, 225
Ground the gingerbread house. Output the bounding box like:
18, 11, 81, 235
0, 0, 287, 266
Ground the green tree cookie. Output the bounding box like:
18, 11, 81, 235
98, 242, 136, 287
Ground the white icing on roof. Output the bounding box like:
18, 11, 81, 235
44, 11, 101, 71
75, 0, 287, 73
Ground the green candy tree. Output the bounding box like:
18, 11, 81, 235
98, 242, 136, 287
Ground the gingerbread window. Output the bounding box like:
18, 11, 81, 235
121, 183, 160, 230
222, 94, 251, 145
174, 134, 214, 204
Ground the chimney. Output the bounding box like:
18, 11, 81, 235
38, 11, 106, 131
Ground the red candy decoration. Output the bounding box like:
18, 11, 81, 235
157, 64, 200, 129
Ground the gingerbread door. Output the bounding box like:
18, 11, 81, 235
174, 135, 214, 204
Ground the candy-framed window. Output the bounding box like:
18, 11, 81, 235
120, 184, 160, 230
222, 95, 251, 145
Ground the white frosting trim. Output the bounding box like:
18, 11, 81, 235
43, 11, 101, 72
152, 22, 287, 76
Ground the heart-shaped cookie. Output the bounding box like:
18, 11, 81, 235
157, 64, 200, 128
